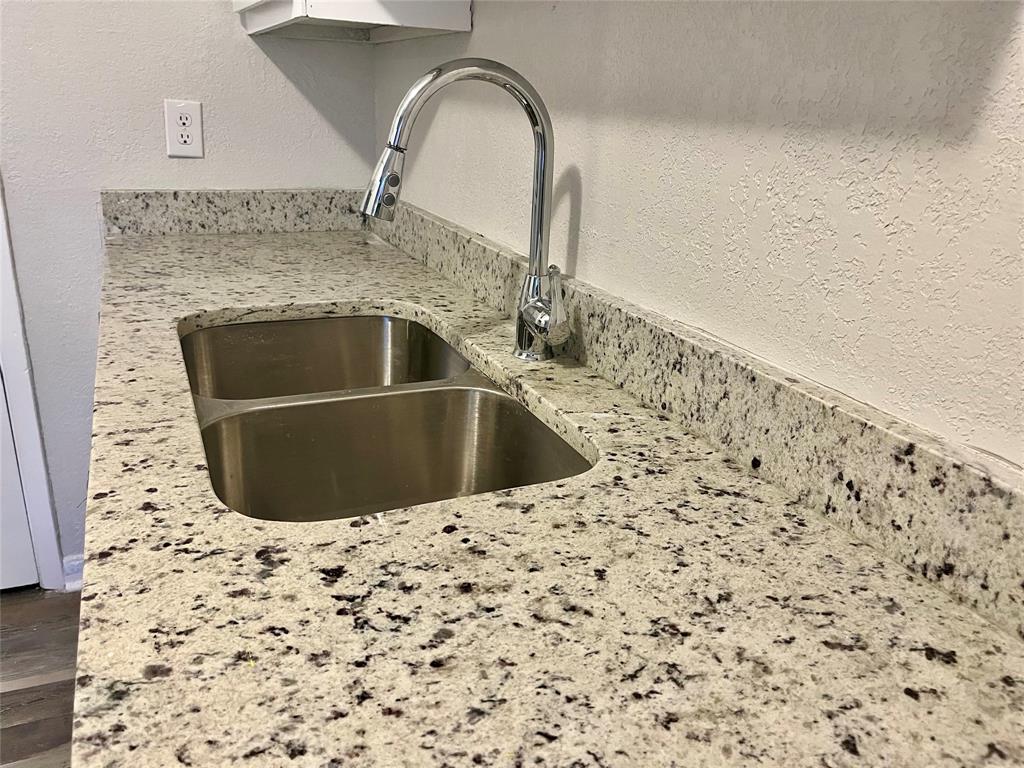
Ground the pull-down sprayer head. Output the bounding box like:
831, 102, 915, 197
361, 145, 405, 222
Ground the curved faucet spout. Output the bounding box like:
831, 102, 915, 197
361, 58, 566, 362
363, 58, 552, 279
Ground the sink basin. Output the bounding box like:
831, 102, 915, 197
180, 316, 468, 399
200, 385, 591, 521
178, 313, 592, 522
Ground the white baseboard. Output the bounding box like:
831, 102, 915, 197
62, 553, 83, 592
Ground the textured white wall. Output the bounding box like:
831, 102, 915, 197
1, 1, 375, 568
373, 1, 1023, 466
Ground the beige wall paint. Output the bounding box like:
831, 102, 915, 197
373, 1, 1023, 466
1, 1, 375, 567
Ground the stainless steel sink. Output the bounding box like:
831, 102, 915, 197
202, 384, 591, 522
180, 315, 469, 399
179, 315, 591, 522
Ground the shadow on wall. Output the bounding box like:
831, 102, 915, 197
554, 165, 582, 277
253, 35, 379, 168
370, 32, 472, 150
531, 0, 1020, 141
375, 1, 1018, 143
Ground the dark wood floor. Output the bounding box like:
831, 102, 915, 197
0, 588, 79, 768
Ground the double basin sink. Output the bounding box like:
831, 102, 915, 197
179, 316, 591, 522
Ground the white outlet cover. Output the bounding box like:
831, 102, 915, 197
164, 99, 203, 158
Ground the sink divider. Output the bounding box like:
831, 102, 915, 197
190, 369, 505, 429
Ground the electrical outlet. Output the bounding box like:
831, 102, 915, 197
164, 99, 203, 158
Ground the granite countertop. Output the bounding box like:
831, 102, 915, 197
74, 229, 1023, 767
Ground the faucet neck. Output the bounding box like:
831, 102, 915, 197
384, 58, 553, 278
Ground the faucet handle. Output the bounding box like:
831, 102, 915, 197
545, 265, 570, 346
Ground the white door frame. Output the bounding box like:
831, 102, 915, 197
0, 176, 65, 590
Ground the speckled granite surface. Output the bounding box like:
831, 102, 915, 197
100, 189, 363, 236
99, 188, 1024, 634
369, 201, 1024, 638
76, 228, 1022, 767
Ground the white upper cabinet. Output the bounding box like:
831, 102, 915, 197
235, 0, 472, 43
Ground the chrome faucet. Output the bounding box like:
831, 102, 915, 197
360, 58, 569, 361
